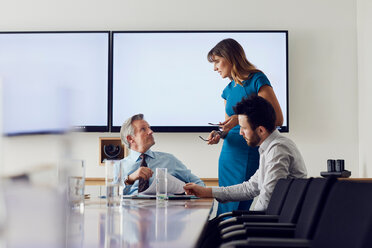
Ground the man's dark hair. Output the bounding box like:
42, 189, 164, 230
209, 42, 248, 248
233, 95, 276, 132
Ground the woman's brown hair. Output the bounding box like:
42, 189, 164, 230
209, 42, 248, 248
207, 38, 262, 86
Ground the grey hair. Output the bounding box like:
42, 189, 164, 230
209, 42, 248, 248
120, 114, 144, 148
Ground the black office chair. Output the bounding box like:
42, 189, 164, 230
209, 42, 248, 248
220, 177, 337, 242
196, 178, 293, 248
218, 178, 312, 231
220, 180, 372, 248
219, 178, 294, 219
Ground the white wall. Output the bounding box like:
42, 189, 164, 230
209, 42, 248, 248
357, 0, 372, 177
0, 0, 365, 179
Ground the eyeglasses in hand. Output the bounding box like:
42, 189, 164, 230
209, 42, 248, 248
199, 130, 228, 142
207, 122, 221, 126
198, 136, 210, 142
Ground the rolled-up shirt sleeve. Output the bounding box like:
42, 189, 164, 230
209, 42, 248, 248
212, 170, 260, 203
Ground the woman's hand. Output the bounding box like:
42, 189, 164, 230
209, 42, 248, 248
220, 115, 239, 132
207, 130, 221, 145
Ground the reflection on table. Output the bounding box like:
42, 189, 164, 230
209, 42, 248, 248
2, 182, 213, 248
67, 198, 214, 248
3, 183, 66, 248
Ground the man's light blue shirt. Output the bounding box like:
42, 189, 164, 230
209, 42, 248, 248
120, 149, 205, 195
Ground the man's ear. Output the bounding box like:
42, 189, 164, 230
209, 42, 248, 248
257, 126, 267, 136
126, 135, 134, 145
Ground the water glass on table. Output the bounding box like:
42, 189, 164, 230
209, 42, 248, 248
105, 160, 121, 207
67, 160, 86, 209
156, 168, 168, 200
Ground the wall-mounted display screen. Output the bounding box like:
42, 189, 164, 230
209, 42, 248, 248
0, 30, 288, 135
0, 31, 110, 135
112, 31, 288, 132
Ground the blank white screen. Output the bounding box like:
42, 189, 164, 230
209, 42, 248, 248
0, 32, 109, 135
113, 32, 287, 129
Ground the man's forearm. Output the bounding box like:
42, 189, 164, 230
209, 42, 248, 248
212, 182, 256, 203
125, 174, 136, 185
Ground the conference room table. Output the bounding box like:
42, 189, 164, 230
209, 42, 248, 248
3, 184, 214, 248
67, 197, 214, 248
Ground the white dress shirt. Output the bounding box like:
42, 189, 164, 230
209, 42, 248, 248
212, 129, 307, 211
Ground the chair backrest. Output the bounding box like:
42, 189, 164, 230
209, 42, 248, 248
311, 181, 372, 248
294, 176, 337, 239
277, 178, 312, 223
265, 178, 293, 215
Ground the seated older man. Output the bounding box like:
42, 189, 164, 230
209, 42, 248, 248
118, 113, 204, 195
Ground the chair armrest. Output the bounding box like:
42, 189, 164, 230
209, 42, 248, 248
221, 227, 295, 242
220, 223, 295, 236
246, 237, 310, 247
215, 209, 266, 222
221, 224, 245, 235
244, 226, 295, 238
243, 222, 296, 228
232, 210, 266, 216
214, 211, 234, 221
218, 215, 279, 229
239, 215, 280, 222
220, 238, 310, 248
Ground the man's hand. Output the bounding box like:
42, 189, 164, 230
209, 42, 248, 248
183, 183, 213, 198
127, 167, 153, 184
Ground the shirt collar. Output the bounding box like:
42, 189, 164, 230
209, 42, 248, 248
129, 149, 155, 161
259, 129, 280, 154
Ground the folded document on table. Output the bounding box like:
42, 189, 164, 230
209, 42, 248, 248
140, 173, 185, 195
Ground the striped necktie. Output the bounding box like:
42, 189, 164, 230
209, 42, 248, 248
138, 154, 149, 193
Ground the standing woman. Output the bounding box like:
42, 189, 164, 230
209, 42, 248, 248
207, 39, 283, 215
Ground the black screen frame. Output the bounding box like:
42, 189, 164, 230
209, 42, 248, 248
110, 30, 289, 133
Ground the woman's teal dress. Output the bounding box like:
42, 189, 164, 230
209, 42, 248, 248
217, 72, 271, 215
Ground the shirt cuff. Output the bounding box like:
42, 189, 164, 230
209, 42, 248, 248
212, 187, 226, 202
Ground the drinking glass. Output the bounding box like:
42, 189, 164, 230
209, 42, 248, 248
156, 168, 168, 200
67, 160, 86, 209
105, 160, 121, 207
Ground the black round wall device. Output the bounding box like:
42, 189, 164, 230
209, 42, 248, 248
103, 144, 121, 159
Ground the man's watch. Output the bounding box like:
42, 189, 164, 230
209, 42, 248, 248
124, 175, 132, 185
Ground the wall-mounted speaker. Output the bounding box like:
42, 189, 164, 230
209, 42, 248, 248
99, 137, 127, 165
103, 144, 121, 159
